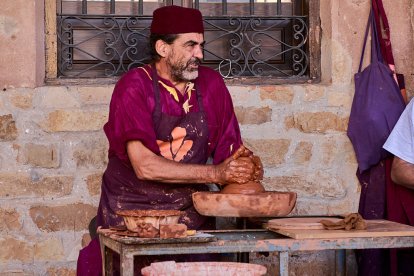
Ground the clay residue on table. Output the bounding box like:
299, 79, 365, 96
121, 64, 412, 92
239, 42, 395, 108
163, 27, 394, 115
116, 209, 183, 217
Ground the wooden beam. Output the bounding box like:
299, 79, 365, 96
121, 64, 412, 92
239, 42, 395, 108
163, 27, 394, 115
45, 0, 58, 79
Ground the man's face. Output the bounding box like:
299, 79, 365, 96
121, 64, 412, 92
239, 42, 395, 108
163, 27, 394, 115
166, 33, 204, 82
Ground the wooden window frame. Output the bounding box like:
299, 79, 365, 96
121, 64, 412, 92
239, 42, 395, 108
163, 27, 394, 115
45, 0, 321, 85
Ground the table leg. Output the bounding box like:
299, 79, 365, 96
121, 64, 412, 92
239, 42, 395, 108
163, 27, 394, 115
99, 240, 106, 276
237, 252, 250, 263
120, 251, 134, 276
279, 251, 289, 276
335, 249, 346, 276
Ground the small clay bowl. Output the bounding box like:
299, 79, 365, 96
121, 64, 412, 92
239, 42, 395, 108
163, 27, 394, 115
116, 210, 183, 237
141, 261, 267, 276
192, 191, 296, 217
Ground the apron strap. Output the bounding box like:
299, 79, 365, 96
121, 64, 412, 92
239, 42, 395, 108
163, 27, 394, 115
151, 64, 162, 122
358, 10, 383, 73
194, 81, 205, 113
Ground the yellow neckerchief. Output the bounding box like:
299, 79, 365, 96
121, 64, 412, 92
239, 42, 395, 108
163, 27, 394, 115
182, 82, 194, 113
140, 67, 194, 113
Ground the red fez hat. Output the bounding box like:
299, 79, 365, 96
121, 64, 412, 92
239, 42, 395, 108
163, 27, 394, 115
151, 5, 204, 34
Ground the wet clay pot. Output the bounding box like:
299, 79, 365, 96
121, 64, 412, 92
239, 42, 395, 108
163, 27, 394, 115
116, 210, 183, 237
192, 191, 297, 217
220, 181, 265, 194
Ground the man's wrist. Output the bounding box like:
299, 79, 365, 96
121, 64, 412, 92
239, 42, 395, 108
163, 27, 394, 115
210, 165, 222, 185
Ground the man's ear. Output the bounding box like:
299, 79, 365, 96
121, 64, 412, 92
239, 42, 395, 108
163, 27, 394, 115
155, 40, 169, 58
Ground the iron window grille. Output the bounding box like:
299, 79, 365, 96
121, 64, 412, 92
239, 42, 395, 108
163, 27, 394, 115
57, 0, 311, 80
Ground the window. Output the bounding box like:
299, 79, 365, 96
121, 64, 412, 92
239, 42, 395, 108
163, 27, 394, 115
55, 0, 320, 81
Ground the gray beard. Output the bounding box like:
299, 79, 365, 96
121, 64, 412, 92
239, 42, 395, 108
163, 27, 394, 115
168, 59, 200, 82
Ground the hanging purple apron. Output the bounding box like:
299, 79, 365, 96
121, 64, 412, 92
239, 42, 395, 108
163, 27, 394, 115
78, 66, 216, 275
347, 10, 405, 173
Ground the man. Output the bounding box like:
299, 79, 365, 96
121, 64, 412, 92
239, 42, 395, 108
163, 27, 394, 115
383, 98, 414, 276
384, 98, 414, 187
77, 5, 262, 275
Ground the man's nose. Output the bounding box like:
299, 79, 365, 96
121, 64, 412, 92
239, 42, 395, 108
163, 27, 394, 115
193, 45, 203, 59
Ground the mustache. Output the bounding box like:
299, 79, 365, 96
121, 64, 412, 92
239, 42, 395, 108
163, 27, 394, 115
187, 58, 201, 67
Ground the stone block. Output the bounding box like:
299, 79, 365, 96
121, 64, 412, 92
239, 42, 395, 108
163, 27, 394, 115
343, 140, 357, 164
73, 139, 108, 169
0, 208, 21, 232
81, 233, 92, 248
293, 197, 357, 218
47, 267, 76, 276
0, 114, 18, 141
0, 237, 33, 262
9, 93, 33, 109
284, 115, 295, 130
259, 86, 294, 103
30, 203, 97, 232
321, 138, 338, 166
78, 86, 113, 105
34, 238, 64, 261
262, 173, 345, 198
292, 141, 313, 164
293, 112, 348, 133
243, 139, 290, 166
21, 143, 59, 168
304, 85, 325, 101
86, 172, 103, 196
234, 106, 272, 125
332, 40, 353, 85
328, 92, 352, 108
40, 109, 108, 132
0, 173, 73, 198
36, 86, 79, 108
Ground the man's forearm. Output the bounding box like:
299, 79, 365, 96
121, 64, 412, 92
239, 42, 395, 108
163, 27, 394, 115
391, 156, 414, 189
133, 150, 218, 184
127, 140, 255, 185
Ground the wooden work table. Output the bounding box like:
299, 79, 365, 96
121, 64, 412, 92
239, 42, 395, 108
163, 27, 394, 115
98, 219, 414, 276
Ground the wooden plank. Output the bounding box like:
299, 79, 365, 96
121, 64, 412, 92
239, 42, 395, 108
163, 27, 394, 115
270, 220, 414, 239
308, 0, 321, 82
267, 217, 343, 230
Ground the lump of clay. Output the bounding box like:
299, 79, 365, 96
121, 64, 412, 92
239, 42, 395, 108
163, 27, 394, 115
221, 181, 265, 194
134, 222, 159, 238
160, 223, 188, 238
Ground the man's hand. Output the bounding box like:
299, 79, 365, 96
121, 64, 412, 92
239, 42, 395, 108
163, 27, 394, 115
214, 145, 263, 185
231, 145, 253, 159
391, 156, 414, 189
251, 155, 264, 181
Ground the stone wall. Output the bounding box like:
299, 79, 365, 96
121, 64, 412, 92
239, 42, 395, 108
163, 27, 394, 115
0, 0, 413, 275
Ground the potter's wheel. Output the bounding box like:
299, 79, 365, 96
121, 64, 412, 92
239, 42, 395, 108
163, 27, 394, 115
192, 191, 296, 217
